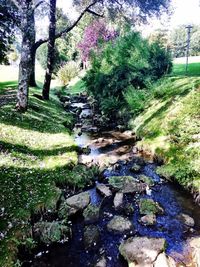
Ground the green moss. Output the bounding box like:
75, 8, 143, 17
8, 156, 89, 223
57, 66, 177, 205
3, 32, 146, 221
139, 199, 163, 215
109, 176, 134, 190
139, 175, 154, 186
83, 204, 100, 223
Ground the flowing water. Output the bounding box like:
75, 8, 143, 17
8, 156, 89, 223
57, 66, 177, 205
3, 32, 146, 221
20, 98, 200, 267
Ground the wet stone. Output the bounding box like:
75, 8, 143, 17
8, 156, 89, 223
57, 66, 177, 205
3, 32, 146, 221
96, 184, 112, 197
113, 192, 123, 210
107, 216, 133, 233
109, 176, 146, 194
119, 237, 166, 266
177, 213, 195, 227
140, 214, 156, 226
59, 192, 90, 217
83, 225, 100, 249
94, 255, 107, 267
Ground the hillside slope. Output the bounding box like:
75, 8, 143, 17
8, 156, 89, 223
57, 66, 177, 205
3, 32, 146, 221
131, 76, 200, 199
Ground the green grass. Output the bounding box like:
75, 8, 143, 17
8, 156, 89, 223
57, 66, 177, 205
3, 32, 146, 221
173, 62, 200, 76
131, 75, 200, 193
0, 66, 93, 266
68, 79, 86, 94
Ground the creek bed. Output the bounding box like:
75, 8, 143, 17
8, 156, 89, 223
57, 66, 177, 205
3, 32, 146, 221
19, 99, 200, 267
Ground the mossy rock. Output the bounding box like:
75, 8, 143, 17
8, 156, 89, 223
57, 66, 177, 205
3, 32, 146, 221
109, 176, 145, 193
139, 198, 164, 215
33, 221, 70, 244
58, 192, 90, 218
107, 216, 133, 233
83, 204, 100, 224
139, 175, 154, 186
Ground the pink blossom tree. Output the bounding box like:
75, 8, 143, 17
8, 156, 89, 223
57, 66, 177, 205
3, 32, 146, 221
78, 20, 118, 63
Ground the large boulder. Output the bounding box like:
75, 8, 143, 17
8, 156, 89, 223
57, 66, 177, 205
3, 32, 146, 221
59, 192, 90, 217
83, 204, 100, 224
96, 184, 112, 197
107, 216, 133, 233
119, 237, 166, 266
84, 225, 100, 249
109, 176, 146, 194
139, 198, 164, 215
33, 221, 69, 244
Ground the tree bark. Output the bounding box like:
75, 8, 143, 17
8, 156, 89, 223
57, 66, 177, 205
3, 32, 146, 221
16, 1, 33, 111
42, 0, 57, 100
29, 11, 37, 87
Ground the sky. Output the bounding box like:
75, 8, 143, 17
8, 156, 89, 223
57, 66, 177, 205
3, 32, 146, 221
57, 0, 200, 31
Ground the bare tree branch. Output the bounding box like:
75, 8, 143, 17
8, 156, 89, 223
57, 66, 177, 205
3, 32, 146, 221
34, 0, 100, 49
87, 9, 104, 17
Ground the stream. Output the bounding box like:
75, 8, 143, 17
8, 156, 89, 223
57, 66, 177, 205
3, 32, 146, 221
20, 95, 200, 267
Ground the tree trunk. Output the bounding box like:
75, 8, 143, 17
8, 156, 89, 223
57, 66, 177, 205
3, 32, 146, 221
29, 11, 37, 87
16, 1, 33, 111
29, 46, 37, 87
42, 0, 57, 100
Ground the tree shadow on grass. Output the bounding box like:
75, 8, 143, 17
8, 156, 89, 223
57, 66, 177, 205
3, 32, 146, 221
0, 140, 78, 157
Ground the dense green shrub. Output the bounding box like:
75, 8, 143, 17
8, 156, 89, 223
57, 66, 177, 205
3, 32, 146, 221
57, 61, 79, 86
124, 86, 149, 114
148, 41, 172, 79
84, 31, 172, 120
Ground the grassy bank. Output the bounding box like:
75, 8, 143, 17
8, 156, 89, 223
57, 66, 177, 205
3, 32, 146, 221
131, 75, 200, 196
0, 66, 87, 266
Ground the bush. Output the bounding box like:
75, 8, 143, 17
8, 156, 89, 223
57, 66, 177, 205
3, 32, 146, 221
57, 61, 79, 86
148, 41, 172, 79
84, 30, 172, 120
124, 86, 149, 115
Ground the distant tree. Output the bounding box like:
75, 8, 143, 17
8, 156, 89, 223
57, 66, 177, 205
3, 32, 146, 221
190, 29, 200, 56
0, 0, 18, 64
170, 25, 200, 58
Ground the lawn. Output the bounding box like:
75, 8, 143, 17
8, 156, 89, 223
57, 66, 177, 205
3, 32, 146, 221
0, 65, 88, 266
173, 56, 200, 76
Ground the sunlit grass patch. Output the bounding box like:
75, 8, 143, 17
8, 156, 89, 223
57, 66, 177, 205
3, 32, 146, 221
131, 77, 200, 192
0, 77, 79, 265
